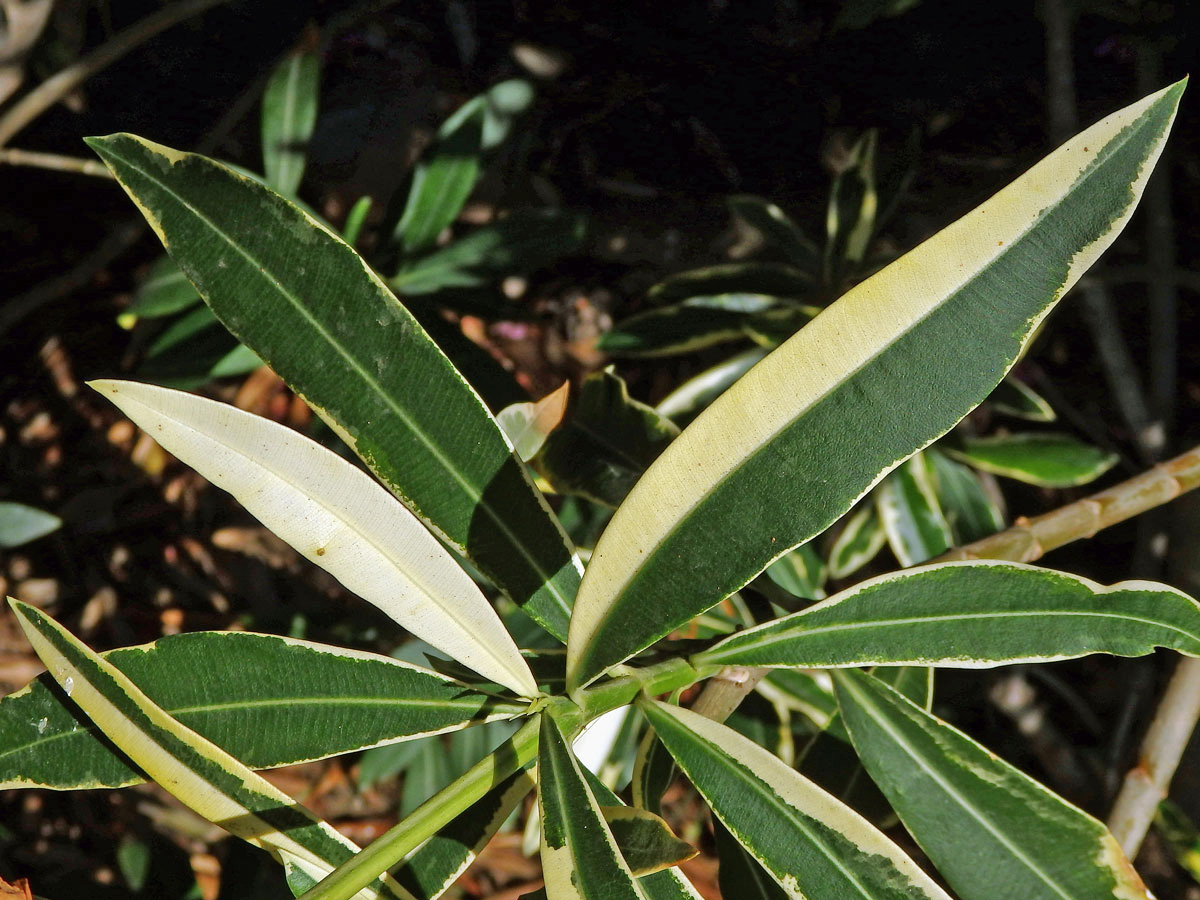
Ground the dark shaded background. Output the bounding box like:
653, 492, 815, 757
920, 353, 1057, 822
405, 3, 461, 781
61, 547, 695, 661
3, 1, 1200, 897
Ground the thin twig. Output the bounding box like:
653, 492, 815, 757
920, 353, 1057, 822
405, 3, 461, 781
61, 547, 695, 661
0, 146, 113, 176
690, 443, 1200, 722
0, 0, 231, 148
1107, 657, 1200, 856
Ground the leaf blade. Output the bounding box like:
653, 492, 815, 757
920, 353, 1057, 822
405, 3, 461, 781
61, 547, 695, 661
0, 630, 522, 791
92, 379, 538, 696
86, 134, 581, 642
694, 560, 1200, 670
833, 668, 1151, 900
566, 81, 1185, 689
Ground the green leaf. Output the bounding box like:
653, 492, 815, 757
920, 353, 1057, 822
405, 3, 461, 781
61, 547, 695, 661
583, 757, 704, 900
647, 262, 812, 305
598, 295, 776, 358
600, 807, 698, 876
0, 501, 61, 548
117, 834, 151, 892
632, 725, 676, 817
693, 560, 1200, 670
0, 630, 522, 790
726, 195, 819, 271
927, 449, 1004, 543
534, 369, 679, 508
713, 817, 788, 900
394, 98, 484, 257
145, 303, 220, 358
655, 347, 769, 425
875, 452, 952, 566
833, 668, 1151, 900
394, 771, 534, 900
1155, 799, 1200, 885
400, 739, 455, 819
826, 505, 887, 579
342, 196, 374, 248
392, 209, 586, 296
990, 376, 1056, 421
564, 81, 1185, 690
764, 543, 826, 602
754, 669, 838, 732
261, 45, 320, 197
641, 700, 950, 900
87, 134, 581, 642
537, 714, 649, 900
92, 380, 538, 696
948, 432, 1118, 487
481, 79, 535, 149
9, 602, 410, 900
120, 255, 202, 324
209, 342, 264, 379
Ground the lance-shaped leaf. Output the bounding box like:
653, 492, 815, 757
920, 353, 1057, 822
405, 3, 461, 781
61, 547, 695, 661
693, 560, 1200, 670
927, 449, 1004, 544
0, 501, 61, 549
640, 700, 950, 900
538, 714, 648, 900
0, 630, 525, 790
832, 668, 1152, 900
261, 43, 320, 197
713, 818, 788, 900
875, 453, 952, 566
990, 376, 1056, 421
656, 347, 769, 425
566, 81, 1185, 690
86, 134, 581, 642
826, 505, 887, 579
598, 295, 777, 358
393, 97, 484, 256
647, 262, 812, 305
120, 255, 202, 325
92, 379, 537, 697
9, 601, 411, 900
948, 432, 1118, 487
394, 771, 534, 900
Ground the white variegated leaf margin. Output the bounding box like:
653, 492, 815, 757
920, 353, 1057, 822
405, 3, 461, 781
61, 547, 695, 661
10, 600, 411, 900
91, 379, 538, 698
566, 82, 1183, 688
646, 701, 951, 900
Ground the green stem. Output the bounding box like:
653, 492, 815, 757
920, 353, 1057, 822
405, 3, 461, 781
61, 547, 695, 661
575, 656, 705, 721
298, 716, 541, 900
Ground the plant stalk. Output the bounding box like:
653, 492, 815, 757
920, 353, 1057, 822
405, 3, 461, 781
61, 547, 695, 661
298, 715, 542, 900
688, 443, 1200, 724
0, 147, 114, 177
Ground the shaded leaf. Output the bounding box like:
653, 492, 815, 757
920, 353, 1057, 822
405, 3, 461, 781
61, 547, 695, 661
261, 44, 320, 197
875, 452, 952, 566
648, 262, 813, 305
927, 449, 1004, 543
564, 83, 1186, 689
826, 505, 887, 580
834, 668, 1151, 900
0, 501, 61, 549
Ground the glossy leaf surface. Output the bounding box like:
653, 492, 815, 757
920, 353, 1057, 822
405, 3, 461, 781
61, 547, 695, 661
694, 560, 1200, 670
538, 714, 648, 900
834, 669, 1151, 900
10, 602, 410, 900
93, 380, 537, 695
949, 432, 1118, 487
87, 135, 581, 641
0, 630, 521, 790
642, 700, 950, 900
875, 453, 952, 566
826, 505, 887, 579
927, 449, 1005, 543
566, 82, 1184, 689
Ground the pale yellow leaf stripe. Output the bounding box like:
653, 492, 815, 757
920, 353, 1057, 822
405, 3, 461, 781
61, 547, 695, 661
566, 83, 1178, 680
11, 601, 410, 900
92, 379, 538, 697
649, 701, 951, 900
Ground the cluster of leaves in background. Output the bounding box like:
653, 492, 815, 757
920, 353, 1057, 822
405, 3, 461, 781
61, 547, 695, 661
0, 50, 1194, 900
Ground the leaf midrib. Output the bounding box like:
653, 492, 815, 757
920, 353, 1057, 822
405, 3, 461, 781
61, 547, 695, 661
709, 607, 1200, 660
102, 141, 573, 620
837, 675, 1077, 900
